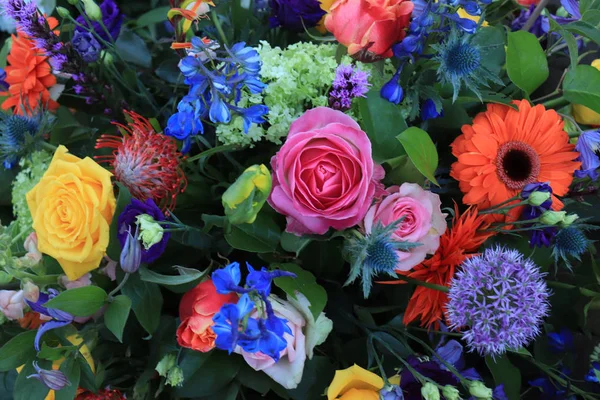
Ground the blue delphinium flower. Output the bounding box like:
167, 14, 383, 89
434, 30, 503, 102
72, 31, 102, 63
574, 129, 600, 181
27, 362, 70, 390
520, 183, 557, 248
345, 221, 421, 298
421, 99, 443, 120
268, 0, 326, 31
547, 328, 574, 353
25, 289, 74, 351
165, 38, 268, 151
329, 64, 371, 111
446, 246, 550, 356
381, 73, 404, 105
211, 262, 296, 361
0, 113, 42, 169
552, 227, 591, 269
585, 361, 600, 384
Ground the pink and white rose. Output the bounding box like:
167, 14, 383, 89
363, 183, 447, 271
0, 290, 26, 320
268, 107, 384, 235
236, 293, 333, 389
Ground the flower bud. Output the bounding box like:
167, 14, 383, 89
381, 75, 404, 105
379, 384, 404, 400
81, 0, 102, 21
136, 214, 165, 250
527, 191, 551, 207
421, 382, 440, 400
101, 50, 114, 66
442, 385, 461, 400
27, 362, 70, 391
468, 381, 492, 400
559, 213, 579, 228
67, 0, 79, 5
540, 210, 567, 226
120, 229, 142, 273
56, 6, 71, 18
222, 164, 272, 225
22, 281, 40, 303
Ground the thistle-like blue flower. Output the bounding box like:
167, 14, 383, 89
446, 246, 550, 357
552, 227, 591, 269
574, 129, 600, 181
345, 221, 420, 298
0, 113, 43, 169
434, 30, 503, 102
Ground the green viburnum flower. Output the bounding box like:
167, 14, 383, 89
421, 382, 440, 400
156, 354, 176, 377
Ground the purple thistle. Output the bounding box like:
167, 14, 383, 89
446, 246, 550, 357
329, 64, 371, 112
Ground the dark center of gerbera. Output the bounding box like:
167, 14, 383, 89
495, 141, 541, 190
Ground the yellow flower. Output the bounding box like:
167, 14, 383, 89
316, 0, 336, 33
222, 164, 272, 225
327, 364, 384, 400
457, 8, 489, 26
168, 0, 214, 34
17, 334, 94, 400
572, 59, 600, 125
26, 145, 116, 281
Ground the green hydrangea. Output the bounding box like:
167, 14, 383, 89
12, 150, 52, 235
216, 41, 393, 146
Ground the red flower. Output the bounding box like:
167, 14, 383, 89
177, 279, 238, 352
75, 388, 126, 399
95, 111, 187, 211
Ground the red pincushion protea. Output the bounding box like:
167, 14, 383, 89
95, 111, 187, 211
75, 388, 126, 399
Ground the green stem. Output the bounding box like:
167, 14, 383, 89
108, 273, 130, 299
392, 275, 450, 293
546, 280, 600, 297
407, 326, 463, 337
542, 96, 569, 110
12, 272, 60, 285
211, 10, 228, 46
40, 141, 58, 152
369, 337, 388, 382
185, 143, 240, 163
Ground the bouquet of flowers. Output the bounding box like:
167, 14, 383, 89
1, 0, 600, 398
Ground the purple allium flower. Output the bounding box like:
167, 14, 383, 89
329, 64, 371, 111
76, 0, 123, 43
117, 198, 170, 264
511, 5, 550, 37
574, 129, 600, 181
447, 246, 550, 357
72, 31, 101, 63
268, 0, 326, 31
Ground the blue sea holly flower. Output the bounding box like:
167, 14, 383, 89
25, 289, 74, 351
552, 227, 591, 269
27, 362, 70, 390
212, 262, 244, 294
381, 74, 404, 105
0, 113, 43, 169
433, 30, 503, 102
547, 328, 574, 353
574, 129, 600, 181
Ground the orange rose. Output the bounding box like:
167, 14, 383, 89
324, 0, 414, 62
176, 279, 238, 352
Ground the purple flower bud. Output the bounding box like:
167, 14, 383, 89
380, 385, 404, 400
381, 75, 404, 105
72, 31, 101, 63
120, 228, 142, 273
27, 362, 70, 391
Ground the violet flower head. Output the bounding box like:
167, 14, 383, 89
446, 246, 550, 357
76, 0, 123, 43
72, 31, 101, 63
574, 129, 600, 181
511, 5, 550, 37
269, 0, 326, 31
27, 362, 70, 390
117, 198, 170, 264
329, 64, 371, 111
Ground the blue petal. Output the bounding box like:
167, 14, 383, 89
34, 320, 71, 351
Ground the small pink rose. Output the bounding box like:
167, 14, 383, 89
268, 107, 384, 235
60, 273, 92, 289
363, 183, 447, 271
100, 256, 117, 281
0, 290, 25, 320
24, 232, 42, 264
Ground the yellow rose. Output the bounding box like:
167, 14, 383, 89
327, 364, 384, 400
573, 59, 600, 126
26, 145, 116, 281
457, 8, 489, 27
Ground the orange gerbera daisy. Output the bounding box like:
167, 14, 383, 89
450, 100, 580, 222
1, 28, 58, 115
384, 206, 495, 328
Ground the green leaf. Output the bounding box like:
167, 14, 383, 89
549, 19, 579, 69
0, 37, 12, 68
0, 330, 37, 372
77, 356, 98, 392
13, 361, 50, 400
135, 6, 170, 28
155, 59, 181, 84
506, 31, 549, 95
55, 358, 81, 400
176, 352, 241, 397
396, 127, 439, 185
509, 347, 533, 357
358, 89, 408, 163
280, 232, 312, 256
273, 263, 327, 321
104, 295, 132, 342
225, 211, 281, 253
485, 353, 521, 400
287, 356, 335, 400
122, 272, 163, 335
38, 343, 77, 361
563, 65, 600, 114
139, 266, 208, 286
107, 183, 132, 260
44, 286, 108, 317
116, 29, 152, 68
566, 20, 600, 46
171, 226, 213, 251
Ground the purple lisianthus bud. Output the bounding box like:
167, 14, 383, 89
380, 385, 404, 400
27, 362, 71, 391
268, 0, 326, 31
72, 31, 102, 63
76, 0, 123, 43
120, 228, 142, 273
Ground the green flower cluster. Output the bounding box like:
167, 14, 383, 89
11, 150, 52, 235
216, 41, 391, 146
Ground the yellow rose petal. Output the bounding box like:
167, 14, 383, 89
327, 365, 384, 400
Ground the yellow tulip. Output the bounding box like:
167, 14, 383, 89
327, 364, 384, 400
222, 164, 272, 225
572, 59, 600, 126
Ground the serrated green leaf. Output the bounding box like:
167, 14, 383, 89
396, 127, 439, 185
44, 286, 108, 317
506, 31, 549, 95
104, 295, 132, 342
273, 263, 327, 321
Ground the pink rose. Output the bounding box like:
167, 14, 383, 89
0, 290, 25, 320
363, 183, 447, 271
269, 107, 384, 235
60, 273, 92, 289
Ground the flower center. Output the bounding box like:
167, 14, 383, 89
446, 43, 480, 75
495, 141, 540, 190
